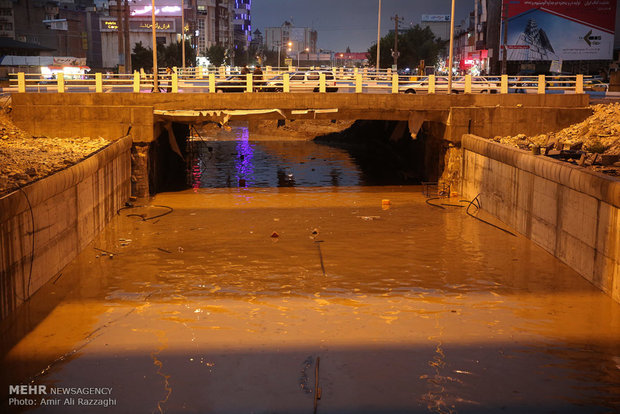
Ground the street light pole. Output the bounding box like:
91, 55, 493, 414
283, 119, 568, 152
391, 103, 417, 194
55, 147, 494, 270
447, 0, 455, 94
151, 0, 158, 92
376, 0, 381, 71
501, 1, 508, 74
181, 0, 185, 71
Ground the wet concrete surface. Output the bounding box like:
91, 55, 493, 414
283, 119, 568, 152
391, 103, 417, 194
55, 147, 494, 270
1, 127, 619, 413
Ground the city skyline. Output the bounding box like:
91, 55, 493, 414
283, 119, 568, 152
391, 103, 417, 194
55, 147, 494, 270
251, 0, 474, 52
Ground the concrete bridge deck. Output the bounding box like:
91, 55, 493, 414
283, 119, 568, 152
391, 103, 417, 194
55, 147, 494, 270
12, 92, 590, 143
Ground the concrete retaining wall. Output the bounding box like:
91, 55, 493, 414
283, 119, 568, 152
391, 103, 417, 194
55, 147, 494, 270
461, 134, 620, 303
0, 137, 132, 320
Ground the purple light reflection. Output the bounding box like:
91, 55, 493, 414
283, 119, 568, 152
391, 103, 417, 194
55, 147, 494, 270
234, 127, 255, 187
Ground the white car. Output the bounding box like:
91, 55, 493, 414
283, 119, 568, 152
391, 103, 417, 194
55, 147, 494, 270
399, 76, 497, 94
262, 70, 338, 92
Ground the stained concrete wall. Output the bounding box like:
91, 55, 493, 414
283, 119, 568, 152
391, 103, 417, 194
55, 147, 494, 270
10, 92, 589, 143
461, 134, 620, 303
0, 137, 132, 320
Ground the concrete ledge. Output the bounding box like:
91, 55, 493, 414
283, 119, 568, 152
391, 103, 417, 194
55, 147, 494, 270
12, 105, 154, 143
462, 134, 620, 208
461, 134, 620, 302
0, 136, 132, 320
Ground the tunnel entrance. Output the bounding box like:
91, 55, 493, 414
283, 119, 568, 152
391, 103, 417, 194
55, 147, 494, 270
149, 119, 449, 191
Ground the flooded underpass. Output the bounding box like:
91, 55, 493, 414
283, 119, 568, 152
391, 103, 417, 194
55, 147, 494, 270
2, 124, 619, 413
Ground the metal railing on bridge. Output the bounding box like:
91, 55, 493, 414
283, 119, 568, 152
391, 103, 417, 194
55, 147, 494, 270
9, 66, 587, 95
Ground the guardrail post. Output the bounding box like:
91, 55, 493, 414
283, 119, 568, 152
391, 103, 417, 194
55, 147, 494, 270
172, 73, 178, 93
133, 71, 140, 92
428, 74, 436, 94
501, 74, 508, 94
246, 73, 253, 93
355, 73, 362, 93
17, 72, 25, 93
209, 73, 215, 93
354, 67, 359, 75
197, 66, 203, 79
57, 73, 65, 93
288, 65, 293, 72
95, 72, 102, 93
392, 73, 398, 94
218, 66, 226, 79
465, 74, 472, 93
538, 74, 545, 94
283, 73, 290, 92
576, 74, 583, 94
319, 72, 326, 93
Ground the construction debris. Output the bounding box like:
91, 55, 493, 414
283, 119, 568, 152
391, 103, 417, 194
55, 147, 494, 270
491, 102, 620, 176
0, 111, 110, 195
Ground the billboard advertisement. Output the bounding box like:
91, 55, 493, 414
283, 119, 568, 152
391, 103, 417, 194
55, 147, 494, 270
502, 0, 616, 61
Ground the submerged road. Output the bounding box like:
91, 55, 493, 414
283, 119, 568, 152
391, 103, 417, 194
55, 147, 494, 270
1, 129, 619, 413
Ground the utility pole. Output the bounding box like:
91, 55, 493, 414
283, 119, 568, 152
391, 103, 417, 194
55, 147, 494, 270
214, 0, 220, 45
151, 0, 158, 91
116, 0, 124, 72
447, 0, 455, 93
181, 0, 185, 70
501, 1, 508, 74
376, 0, 381, 71
124, 0, 131, 73
391, 14, 400, 68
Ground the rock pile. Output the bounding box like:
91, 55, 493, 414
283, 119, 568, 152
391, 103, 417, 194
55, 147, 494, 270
491, 102, 620, 176
0, 111, 110, 196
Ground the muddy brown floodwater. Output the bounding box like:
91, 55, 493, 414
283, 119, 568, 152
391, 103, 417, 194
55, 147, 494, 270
1, 125, 619, 414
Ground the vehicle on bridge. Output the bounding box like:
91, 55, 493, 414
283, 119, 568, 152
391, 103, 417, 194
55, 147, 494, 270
399, 76, 498, 94
215, 75, 247, 93
262, 70, 339, 93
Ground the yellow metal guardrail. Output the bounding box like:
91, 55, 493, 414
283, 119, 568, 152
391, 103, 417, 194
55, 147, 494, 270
9, 68, 588, 95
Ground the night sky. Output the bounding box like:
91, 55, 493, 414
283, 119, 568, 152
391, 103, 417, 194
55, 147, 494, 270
251, 0, 476, 53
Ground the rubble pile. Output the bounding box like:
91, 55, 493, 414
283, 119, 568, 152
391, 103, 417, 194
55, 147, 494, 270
0, 111, 110, 196
492, 102, 620, 176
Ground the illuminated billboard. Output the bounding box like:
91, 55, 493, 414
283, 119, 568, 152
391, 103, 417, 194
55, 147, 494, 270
129, 0, 183, 17
100, 18, 176, 33
502, 0, 616, 61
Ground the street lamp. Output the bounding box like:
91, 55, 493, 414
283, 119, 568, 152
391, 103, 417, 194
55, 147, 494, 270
151, 0, 158, 92
181, 0, 185, 71
376, 0, 381, 71
447, 0, 455, 94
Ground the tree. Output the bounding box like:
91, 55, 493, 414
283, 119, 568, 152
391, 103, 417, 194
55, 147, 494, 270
131, 40, 197, 71
205, 45, 228, 67
159, 39, 196, 68
367, 25, 447, 69
131, 41, 153, 72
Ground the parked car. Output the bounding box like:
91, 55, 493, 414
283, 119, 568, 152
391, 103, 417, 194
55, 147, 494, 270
215, 75, 247, 93
399, 76, 497, 94
262, 70, 338, 92
584, 79, 609, 92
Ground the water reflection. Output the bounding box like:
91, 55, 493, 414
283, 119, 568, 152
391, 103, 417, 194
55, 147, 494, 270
188, 124, 363, 188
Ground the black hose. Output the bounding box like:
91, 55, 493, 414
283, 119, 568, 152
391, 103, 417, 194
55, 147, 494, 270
118, 205, 174, 221
15, 187, 35, 302
425, 197, 445, 209
466, 194, 516, 237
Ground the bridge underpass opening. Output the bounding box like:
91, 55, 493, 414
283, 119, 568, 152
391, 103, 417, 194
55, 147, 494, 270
147, 119, 445, 194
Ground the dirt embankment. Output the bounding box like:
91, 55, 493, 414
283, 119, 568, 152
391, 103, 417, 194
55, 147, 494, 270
0, 110, 110, 196
491, 102, 620, 176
